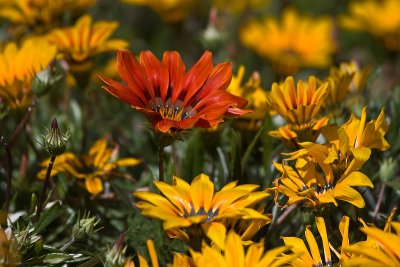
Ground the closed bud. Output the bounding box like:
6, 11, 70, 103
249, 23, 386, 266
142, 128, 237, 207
43, 119, 69, 156
72, 212, 100, 242
32, 60, 64, 96
104, 234, 127, 267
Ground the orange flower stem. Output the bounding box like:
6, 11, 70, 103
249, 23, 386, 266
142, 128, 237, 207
159, 146, 164, 182
36, 155, 57, 222
0, 136, 12, 217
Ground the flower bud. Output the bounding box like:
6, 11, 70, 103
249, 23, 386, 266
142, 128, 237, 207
32, 60, 64, 96
43, 119, 69, 156
104, 234, 127, 267
72, 212, 100, 242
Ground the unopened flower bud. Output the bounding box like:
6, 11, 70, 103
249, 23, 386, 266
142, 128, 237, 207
72, 212, 100, 242
43, 119, 69, 156
32, 60, 64, 96
104, 234, 127, 267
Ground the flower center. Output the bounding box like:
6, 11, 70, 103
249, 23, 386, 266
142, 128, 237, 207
150, 97, 197, 121
185, 207, 219, 222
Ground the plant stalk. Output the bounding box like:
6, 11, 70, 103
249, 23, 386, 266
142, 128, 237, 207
159, 146, 164, 182
36, 155, 56, 221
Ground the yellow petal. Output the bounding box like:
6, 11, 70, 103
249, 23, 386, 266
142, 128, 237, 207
305, 227, 323, 266
202, 222, 226, 251
85, 177, 103, 195
190, 173, 214, 213
316, 217, 331, 264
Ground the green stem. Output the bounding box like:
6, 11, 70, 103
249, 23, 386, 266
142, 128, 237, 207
0, 136, 12, 215
159, 146, 164, 182
36, 155, 56, 221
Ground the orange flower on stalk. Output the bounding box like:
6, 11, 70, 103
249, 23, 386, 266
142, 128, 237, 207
100, 50, 251, 135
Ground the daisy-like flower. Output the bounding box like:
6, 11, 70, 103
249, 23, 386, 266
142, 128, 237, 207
0, 38, 56, 110
271, 106, 389, 209
340, 0, 400, 51
343, 209, 400, 266
37, 138, 140, 196
270, 149, 373, 209
133, 173, 269, 234
240, 8, 336, 75
322, 61, 370, 117
100, 50, 250, 136
227, 65, 268, 124
266, 76, 329, 148
191, 229, 297, 267
0, 0, 95, 34
120, 0, 194, 22
46, 14, 128, 75
281, 216, 334, 267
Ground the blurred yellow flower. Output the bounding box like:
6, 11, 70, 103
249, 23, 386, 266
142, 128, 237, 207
322, 60, 370, 116
240, 8, 336, 75
0, 38, 56, 110
134, 173, 269, 230
37, 138, 140, 196
267, 76, 329, 147
0, 0, 95, 34
343, 210, 400, 266
120, 0, 194, 22
46, 14, 128, 73
191, 230, 297, 267
227, 65, 268, 123
212, 0, 269, 15
340, 0, 400, 50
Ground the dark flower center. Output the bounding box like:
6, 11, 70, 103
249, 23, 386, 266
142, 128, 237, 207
149, 97, 197, 121
185, 207, 219, 223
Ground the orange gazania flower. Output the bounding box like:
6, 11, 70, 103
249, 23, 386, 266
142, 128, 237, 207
100, 50, 251, 134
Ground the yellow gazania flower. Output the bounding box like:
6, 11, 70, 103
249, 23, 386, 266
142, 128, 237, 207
240, 8, 336, 75
46, 14, 128, 73
227, 65, 268, 123
133, 173, 269, 231
343, 210, 400, 266
0, 0, 95, 34
0, 38, 56, 110
120, 0, 194, 22
270, 149, 373, 209
37, 138, 141, 196
281, 217, 334, 267
191, 230, 297, 267
322, 106, 390, 175
340, 0, 400, 51
267, 76, 329, 146
212, 0, 270, 15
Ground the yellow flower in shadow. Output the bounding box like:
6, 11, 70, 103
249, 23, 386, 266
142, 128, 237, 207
227, 65, 269, 123
340, 0, 400, 51
212, 0, 270, 15
0, 0, 95, 34
267, 76, 329, 148
322, 60, 370, 117
46, 14, 128, 74
120, 0, 194, 23
0, 38, 56, 110
240, 8, 336, 75
191, 229, 297, 267
343, 209, 400, 266
37, 138, 140, 196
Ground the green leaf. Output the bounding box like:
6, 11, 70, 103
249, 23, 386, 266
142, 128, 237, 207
34, 201, 63, 234
240, 124, 265, 176
43, 253, 72, 264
